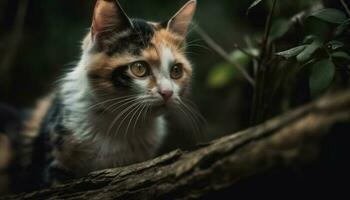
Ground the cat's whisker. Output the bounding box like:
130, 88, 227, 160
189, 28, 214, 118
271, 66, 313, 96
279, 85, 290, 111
184, 51, 200, 56
182, 98, 207, 124
101, 96, 138, 115
187, 22, 199, 36
138, 99, 153, 124
186, 38, 203, 44
125, 103, 143, 139
182, 102, 206, 133
177, 100, 204, 140
142, 102, 151, 124
117, 102, 142, 140
129, 98, 153, 137
89, 87, 114, 96
102, 101, 140, 138
178, 43, 211, 54
186, 44, 211, 51
132, 103, 146, 137
174, 103, 201, 140
178, 40, 203, 51
107, 101, 139, 137
86, 95, 137, 112
88, 95, 136, 106
109, 97, 143, 114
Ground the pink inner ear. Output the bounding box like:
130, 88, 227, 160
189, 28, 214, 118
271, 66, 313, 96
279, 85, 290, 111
92, 0, 118, 36
168, 0, 197, 36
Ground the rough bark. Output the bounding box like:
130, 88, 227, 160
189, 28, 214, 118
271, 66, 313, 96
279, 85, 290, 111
3, 91, 350, 200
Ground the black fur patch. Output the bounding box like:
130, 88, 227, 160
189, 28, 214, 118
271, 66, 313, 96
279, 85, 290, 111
23, 96, 62, 191
111, 65, 132, 89
106, 19, 156, 56
17, 95, 75, 191
52, 122, 70, 152
48, 164, 76, 183
159, 20, 170, 29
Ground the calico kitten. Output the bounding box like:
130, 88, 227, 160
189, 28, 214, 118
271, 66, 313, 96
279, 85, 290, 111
26, 0, 201, 187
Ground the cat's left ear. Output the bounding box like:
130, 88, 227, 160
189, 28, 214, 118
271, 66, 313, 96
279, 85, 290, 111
91, 0, 133, 43
166, 0, 197, 37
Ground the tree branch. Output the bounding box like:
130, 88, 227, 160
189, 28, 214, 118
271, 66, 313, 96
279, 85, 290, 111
3, 91, 350, 199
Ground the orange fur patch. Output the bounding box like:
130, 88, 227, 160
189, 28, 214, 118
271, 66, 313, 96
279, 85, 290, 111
142, 45, 161, 67
152, 29, 183, 48
23, 95, 54, 138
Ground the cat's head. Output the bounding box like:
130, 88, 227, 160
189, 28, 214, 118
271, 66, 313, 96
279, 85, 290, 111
83, 0, 196, 113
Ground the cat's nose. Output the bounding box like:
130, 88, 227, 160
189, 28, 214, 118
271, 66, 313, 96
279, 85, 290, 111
158, 90, 173, 102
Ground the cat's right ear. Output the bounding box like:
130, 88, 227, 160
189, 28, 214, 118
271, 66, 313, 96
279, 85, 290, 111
91, 0, 133, 44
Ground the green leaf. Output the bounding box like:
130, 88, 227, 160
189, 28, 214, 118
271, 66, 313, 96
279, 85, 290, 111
230, 50, 251, 66
304, 18, 331, 42
270, 19, 292, 40
327, 41, 344, 51
207, 51, 250, 89
335, 19, 350, 36
247, 0, 263, 14
207, 63, 236, 89
309, 8, 347, 24
297, 39, 322, 63
303, 35, 316, 44
245, 48, 260, 57
332, 51, 350, 60
309, 59, 335, 98
276, 45, 307, 59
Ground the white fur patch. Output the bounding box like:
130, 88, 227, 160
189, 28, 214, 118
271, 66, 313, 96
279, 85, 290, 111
157, 44, 175, 91
160, 44, 175, 72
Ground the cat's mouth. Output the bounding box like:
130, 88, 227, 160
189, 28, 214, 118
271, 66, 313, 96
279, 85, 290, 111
151, 102, 168, 110
149, 99, 175, 113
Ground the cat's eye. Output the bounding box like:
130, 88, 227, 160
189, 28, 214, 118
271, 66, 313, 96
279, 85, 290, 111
170, 64, 184, 79
130, 61, 150, 78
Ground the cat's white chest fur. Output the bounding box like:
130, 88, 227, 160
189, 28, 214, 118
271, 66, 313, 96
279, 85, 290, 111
61, 110, 167, 175
88, 114, 167, 170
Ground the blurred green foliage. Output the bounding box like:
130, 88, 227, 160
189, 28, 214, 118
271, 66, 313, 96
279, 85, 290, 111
207, 51, 249, 89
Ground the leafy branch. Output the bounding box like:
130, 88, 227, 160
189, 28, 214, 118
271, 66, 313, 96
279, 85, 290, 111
201, 0, 350, 125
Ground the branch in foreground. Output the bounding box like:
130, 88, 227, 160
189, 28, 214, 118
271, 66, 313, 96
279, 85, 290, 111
3, 91, 350, 200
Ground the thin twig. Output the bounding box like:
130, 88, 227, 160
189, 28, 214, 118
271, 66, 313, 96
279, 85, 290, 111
244, 37, 259, 77
260, 0, 277, 62
0, 0, 29, 72
340, 0, 350, 17
194, 25, 255, 87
